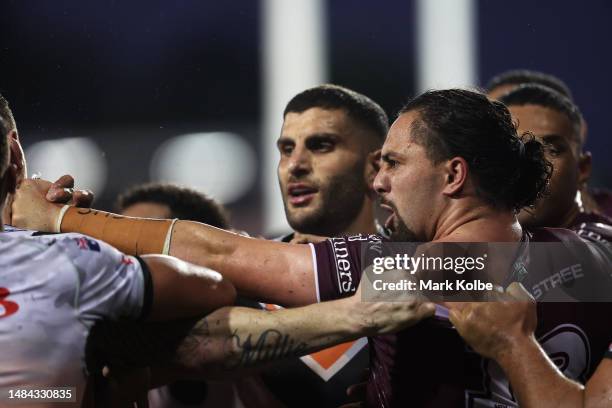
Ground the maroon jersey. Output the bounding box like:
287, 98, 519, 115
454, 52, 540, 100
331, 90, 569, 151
310, 229, 612, 407
571, 211, 612, 244
591, 188, 612, 219
255, 234, 370, 407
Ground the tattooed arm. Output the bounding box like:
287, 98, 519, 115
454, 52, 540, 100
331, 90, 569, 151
169, 274, 434, 377
91, 279, 435, 385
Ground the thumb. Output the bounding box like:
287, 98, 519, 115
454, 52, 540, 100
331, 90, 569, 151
417, 302, 436, 318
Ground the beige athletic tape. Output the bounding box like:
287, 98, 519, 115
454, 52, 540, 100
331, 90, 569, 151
60, 206, 175, 255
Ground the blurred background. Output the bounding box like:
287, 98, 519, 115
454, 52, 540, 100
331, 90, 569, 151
1, 0, 610, 235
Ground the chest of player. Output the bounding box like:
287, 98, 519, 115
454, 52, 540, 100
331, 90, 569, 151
366, 303, 611, 408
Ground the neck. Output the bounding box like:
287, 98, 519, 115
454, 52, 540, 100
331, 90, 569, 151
292, 196, 377, 243
557, 191, 582, 228
558, 206, 581, 229
340, 195, 378, 235
432, 200, 522, 242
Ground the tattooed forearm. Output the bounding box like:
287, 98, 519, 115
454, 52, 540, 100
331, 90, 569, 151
176, 317, 210, 355
227, 329, 308, 368
86, 301, 358, 382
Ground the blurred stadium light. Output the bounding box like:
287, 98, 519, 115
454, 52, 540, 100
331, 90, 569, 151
261, 0, 328, 234
25, 137, 108, 194
150, 132, 257, 204
6, 1, 611, 234
416, 0, 477, 91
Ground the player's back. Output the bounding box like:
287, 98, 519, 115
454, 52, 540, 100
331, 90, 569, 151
0, 227, 148, 406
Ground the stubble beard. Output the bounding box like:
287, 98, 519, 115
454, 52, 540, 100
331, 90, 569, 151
389, 215, 419, 242
284, 167, 368, 237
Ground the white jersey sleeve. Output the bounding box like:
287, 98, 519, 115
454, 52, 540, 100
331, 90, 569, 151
50, 233, 152, 322
0, 229, 152, 400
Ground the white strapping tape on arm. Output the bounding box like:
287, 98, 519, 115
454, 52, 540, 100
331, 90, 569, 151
54, 205, 71, 233
162, 218, 179, 255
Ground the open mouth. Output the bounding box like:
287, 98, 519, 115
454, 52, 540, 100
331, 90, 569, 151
287, 184, 318, 206
380, 202, 396, 231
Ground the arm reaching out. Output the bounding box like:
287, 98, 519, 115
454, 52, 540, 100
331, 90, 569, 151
141, 254, 236, 321
445, 283, 612, 408
11, 179, 317, 306
91, 277, 435, 384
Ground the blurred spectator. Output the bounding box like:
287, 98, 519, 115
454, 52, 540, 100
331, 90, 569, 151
116, 183, 229, 228
486, 69, 612, 217
116, 182, 238, 408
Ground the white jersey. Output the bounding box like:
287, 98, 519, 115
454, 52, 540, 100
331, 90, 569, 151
0, 226, 151, 405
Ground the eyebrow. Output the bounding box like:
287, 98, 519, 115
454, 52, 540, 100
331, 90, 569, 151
278, 133, 340, 144
539, 134, 569, 146
305, 132, 340, 141
381, 152, 401, 163
276, 137, 294, 145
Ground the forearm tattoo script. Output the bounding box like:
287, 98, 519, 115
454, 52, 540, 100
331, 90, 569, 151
226, 328, 308, 368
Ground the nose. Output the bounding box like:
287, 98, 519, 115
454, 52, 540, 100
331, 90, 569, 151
287, 145, 311, 178
373, 167, 388, 195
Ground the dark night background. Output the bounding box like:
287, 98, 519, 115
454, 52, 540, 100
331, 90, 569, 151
1, 0, 610, 233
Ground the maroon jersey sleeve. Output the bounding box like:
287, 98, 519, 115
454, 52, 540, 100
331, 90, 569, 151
571, 212, 612, 244
310, 234, 384, 302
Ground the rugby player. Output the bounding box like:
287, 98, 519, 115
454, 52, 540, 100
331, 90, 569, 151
11, 89, 612, 407
113, 86, 385, 408
446, 283, 612, 408
108, 85, 388, 407
0, 116, 237, 406
262, 84, 387, 407
499, 85, 612, 241
438, 82, 612, 408
486, 69, 612, 218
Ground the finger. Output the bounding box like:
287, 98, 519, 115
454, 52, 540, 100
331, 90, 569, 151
53, 174, 75, 189
46, 186, 73, 203
506, 282, 535, 303
418, 302, 436, 318
46, 175, 76, 202
72, 189, 94, 208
